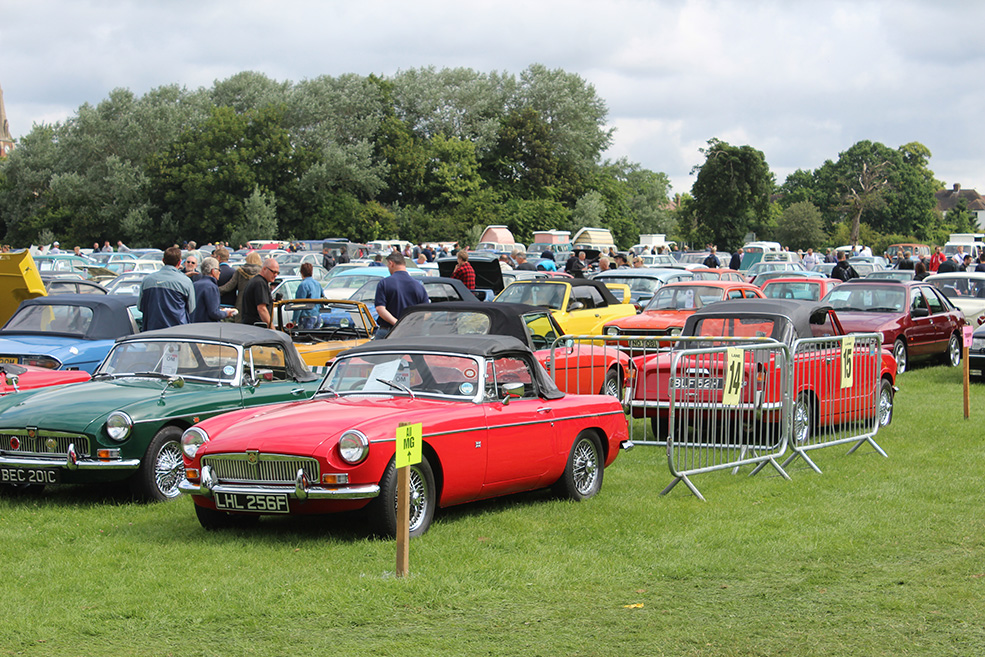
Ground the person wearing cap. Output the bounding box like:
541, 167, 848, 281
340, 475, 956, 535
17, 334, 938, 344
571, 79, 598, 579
614, 253, 631, 268
50, 241, 61, 254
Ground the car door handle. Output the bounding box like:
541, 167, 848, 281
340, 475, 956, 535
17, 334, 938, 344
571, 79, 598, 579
291, 387, 305, 396
537, 407, 552, 413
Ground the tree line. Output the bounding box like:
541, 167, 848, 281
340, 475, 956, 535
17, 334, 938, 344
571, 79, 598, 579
0, 66, 675, 250
0, 66, 965, 254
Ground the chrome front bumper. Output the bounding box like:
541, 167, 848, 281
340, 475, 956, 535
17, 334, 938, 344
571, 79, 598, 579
0, 446, 140, 471
179, 465, 379, 501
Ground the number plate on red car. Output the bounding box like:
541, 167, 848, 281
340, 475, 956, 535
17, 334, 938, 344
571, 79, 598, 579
214, 492, 289, 513
672, 377, 723, 390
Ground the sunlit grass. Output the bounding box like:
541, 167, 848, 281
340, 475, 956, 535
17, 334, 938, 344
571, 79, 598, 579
1, 363, 983, 655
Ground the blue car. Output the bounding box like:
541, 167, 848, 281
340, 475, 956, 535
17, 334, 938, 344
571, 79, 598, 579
0, 294, 140, 373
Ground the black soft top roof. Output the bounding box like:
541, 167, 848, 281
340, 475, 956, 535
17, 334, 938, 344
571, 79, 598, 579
436, 255, 506, 293
116, 322, 317, 381
685, 299, 836, 340
390, 301, 555, 348
341, 334, 563, 399
7, 294, 138, 340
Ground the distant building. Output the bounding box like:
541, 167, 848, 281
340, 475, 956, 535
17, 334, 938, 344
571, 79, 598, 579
0, 84, 13, 158
935, 183, 985, 229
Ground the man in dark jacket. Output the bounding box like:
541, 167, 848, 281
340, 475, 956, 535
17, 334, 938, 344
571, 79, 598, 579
831, 251, 859, 282
192, 258, 237, 322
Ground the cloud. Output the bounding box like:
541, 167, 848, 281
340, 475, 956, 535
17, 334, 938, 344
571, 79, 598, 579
3, 0, 985, 195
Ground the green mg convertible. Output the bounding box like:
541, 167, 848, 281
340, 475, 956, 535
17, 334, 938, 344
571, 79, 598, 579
0, 323, 321, 500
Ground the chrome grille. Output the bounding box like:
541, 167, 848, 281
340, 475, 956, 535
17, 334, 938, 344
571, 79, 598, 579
0, 430, 90, 458
202, 453, 320, 484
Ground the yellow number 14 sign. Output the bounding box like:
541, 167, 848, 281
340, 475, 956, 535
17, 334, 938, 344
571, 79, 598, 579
395, 423, 422, 469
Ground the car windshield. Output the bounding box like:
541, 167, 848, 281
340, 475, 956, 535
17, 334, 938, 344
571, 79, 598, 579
689, 315, 793, 345
824, 286, 906, 312
929, 277, 985, 298
325, 275, 380, 291
4, 304, 94, 336
323, 352, 481, 399
96, 340, 240, 383
646, 285, 723, 311
763, 281, 821, 301
389, 311, 492, 339
497, 283, 566, 309
597, 276, 660, 293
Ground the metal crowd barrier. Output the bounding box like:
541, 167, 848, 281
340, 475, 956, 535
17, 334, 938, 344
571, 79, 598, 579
782, 333, 888, 473
549, 332, 891, 500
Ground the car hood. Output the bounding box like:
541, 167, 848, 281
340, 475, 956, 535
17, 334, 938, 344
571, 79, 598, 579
0, 378, 199, 432
0, 334, 90, 356
609, 309, 691, 330
832, 311, 902, 334
197, 395, 471, 455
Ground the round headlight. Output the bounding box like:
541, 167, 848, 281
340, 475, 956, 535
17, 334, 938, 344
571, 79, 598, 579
669, 327, 683, 336
181, 427, 209, 459
338, 430, 369, 464
105, 411, 133, 442
605, 326, 619, 336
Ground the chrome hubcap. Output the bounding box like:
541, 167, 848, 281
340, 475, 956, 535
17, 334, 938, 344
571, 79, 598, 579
155, 441, 184, 498
572, 439, 600, 495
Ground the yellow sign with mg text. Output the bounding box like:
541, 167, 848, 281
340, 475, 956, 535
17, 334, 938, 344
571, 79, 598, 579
840, 336, 855, 389
722, 348, 743, 406
395, 422, 422, 469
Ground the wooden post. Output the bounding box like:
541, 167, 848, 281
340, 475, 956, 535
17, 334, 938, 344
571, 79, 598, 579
395, 466, 410, 577
964, 346, 970, 419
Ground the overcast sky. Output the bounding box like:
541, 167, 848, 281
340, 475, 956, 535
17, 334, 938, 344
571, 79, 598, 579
3, 0, 984, 197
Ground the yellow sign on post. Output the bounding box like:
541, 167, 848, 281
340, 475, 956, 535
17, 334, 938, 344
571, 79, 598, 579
395, 422, 422, 469
395, 422, 422, 578
722, 348, 743, 406
840, 336, 855, 389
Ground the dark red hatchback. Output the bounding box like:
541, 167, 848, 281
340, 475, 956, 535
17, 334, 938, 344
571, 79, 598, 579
821, 280, 965, 374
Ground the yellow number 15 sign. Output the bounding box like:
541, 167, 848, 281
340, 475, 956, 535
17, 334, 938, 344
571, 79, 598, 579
395, 423, 422, 468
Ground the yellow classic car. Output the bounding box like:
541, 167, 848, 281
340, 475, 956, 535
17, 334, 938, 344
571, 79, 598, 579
273, 298, 377, 371
493, 279, 637, 335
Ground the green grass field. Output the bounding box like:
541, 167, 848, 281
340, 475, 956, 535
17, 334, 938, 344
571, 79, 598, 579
1, 364, 982, 656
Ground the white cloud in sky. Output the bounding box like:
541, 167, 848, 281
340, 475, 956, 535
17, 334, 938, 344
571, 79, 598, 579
3, 0, 984, 196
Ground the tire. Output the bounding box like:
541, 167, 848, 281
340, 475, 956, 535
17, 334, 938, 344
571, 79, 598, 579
368, 456, 436, 538
893, 339, 908, 375
599, 368, 621, 397
130, 426, 185, 501
943, 332, 961, 367
553, 432, 604, 501
877, 378, 894, 428
792, 393, 814, 445
194, 503, 261, 530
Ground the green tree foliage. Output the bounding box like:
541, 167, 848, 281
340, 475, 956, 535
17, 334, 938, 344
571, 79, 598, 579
0, 67, 659, 248
689, 139, 775, 250
146, 105, 309, 244
773, 202, 827, 251
779, 140, 942, 243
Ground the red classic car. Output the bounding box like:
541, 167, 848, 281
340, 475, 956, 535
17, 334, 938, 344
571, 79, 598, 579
821, 279, 965, 374
0, 362, 90, 396
387, 302, 630, 396
603, 280, 764, 339
628, 300, 897, 444
180, 335, 630, 536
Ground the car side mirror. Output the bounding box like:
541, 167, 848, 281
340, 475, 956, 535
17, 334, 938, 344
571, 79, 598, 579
567, 301, 584, 312
501, 382, 524, 404
911, 307, 930, 318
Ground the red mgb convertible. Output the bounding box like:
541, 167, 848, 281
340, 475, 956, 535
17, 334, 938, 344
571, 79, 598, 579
628, 300, 897, 444
180, 335, 631, 536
